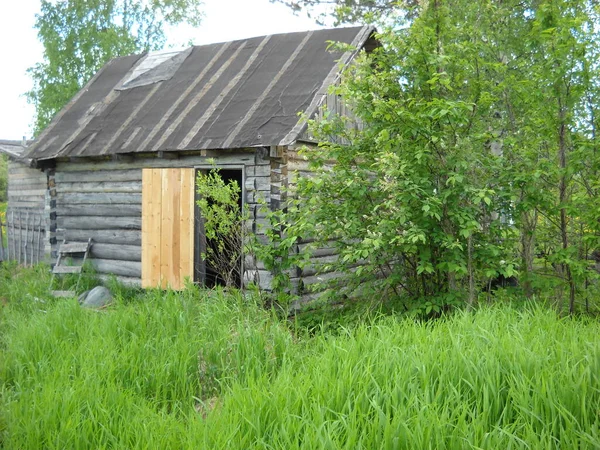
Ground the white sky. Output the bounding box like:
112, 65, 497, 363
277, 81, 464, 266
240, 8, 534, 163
0, 0, 329, 141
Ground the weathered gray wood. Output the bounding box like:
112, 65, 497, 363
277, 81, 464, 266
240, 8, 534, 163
91, 243, 141, 262
8, 166, 43, 176
298, 243, 337, 258
254, 176, 271, 192
63, 229, 141, 246
299, 255, 339, 277
57, 192, 142, 205
91, 259, 141, 278
59, 242, 91, 253
8, 179, 47, 189
53, 266, 82, 274
59, 181, 142, 194
55, 169, 142, 183
60, 204, 142, 217
97, 274, 141, 287
7, 188, 47, 198
58, 216, 142, 230
57, 152, 255, 172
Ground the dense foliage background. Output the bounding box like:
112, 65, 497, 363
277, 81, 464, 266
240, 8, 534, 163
270, 0, 600, 316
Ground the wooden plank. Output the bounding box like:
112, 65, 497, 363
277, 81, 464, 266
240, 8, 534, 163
58, 181, 142, 194
6, 188, 47, 198
97, 274, 141, 287
60, 204, 142, 217
8, 166, 43, 176
57, 152, 254, 172
149, 169, 163, 287
55, 169, 142, 183
179, 168, 195, 287
58, 216, 141, 230
162, 168, 180, 289
59, 242, 91, 253
57, 192, 142, 205
64, 229, 141, 246
141, 169, 153, 288
91, 259, 141, 278
7, 179, 47, 189
53, 266, 82, 274
91, 243, 141, 262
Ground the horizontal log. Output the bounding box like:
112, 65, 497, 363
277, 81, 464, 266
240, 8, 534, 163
55, 169, 142, 183
243, 269, 272, 290
53, 266, 82, 274
90, 243, 141, 262
58, 216, 141, 230
300, 255, 340, 277
8, 179, 47, 189
8, 166, 42, 176
57, 192, 141, 204
97, 274, 141, 287
58, 181, 142, 194
60, 204, 142, 217
297, 243, 337, 258
63, 229, 141, 246
91, 258, 141, 278
7, 188, 47, 198
57, 152, 256, 172
4, 201, 45, 209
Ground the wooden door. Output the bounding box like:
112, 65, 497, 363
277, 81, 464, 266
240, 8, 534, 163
141, 168, 195, 289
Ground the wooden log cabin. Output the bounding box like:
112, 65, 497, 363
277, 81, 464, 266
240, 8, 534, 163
22, 26, 377, 296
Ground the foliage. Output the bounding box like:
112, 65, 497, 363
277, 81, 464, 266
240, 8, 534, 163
196, 169, 246, 287
28, 0, 203, 134
279, 0, 600, 314
270, 0, 412, 25
1, 269, 599, 448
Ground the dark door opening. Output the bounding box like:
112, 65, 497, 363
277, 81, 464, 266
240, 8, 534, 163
194, 168, 244, 288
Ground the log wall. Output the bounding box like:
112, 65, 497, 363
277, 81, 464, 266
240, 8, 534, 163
54, 149, 270, 286
7, 160, 46, 211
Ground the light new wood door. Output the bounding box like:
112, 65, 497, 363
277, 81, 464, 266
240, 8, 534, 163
141, 168, 195, 289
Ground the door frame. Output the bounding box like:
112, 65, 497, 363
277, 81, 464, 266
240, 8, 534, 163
193, 164, 246, 288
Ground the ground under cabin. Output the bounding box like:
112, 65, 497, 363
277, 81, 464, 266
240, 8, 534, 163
22, 26, 376, 299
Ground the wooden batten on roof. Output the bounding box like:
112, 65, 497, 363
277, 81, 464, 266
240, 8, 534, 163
24, 26, 376, 162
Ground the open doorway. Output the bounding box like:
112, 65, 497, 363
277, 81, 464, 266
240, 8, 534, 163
194, 168, 244, 288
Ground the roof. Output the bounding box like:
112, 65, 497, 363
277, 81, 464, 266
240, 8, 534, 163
25, 26, 375, 162
0, 139, 32, 163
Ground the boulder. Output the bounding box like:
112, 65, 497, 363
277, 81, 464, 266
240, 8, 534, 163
81, 286, 113, 308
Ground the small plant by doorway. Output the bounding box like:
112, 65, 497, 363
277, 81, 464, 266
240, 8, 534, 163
195, 168, 244, 288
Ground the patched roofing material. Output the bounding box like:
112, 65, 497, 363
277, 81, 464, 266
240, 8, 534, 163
25, 26, 375, 162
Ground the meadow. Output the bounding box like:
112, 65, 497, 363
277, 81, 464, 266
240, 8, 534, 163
1, 263, 599, 449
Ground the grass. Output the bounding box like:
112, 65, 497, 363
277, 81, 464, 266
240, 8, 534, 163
1, 264, 599, 448
0, 202, 6, 248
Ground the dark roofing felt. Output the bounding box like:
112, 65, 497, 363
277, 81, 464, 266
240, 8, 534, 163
25, 26, 374, 161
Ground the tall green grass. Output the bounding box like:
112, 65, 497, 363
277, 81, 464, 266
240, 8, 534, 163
1, 265, 599, 448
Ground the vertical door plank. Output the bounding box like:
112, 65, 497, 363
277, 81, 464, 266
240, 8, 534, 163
160, 169, 173, 288
141, 169, 152, 287
149, 168, 163, 287
179, 168, 195, 286
169, 168, 182, 289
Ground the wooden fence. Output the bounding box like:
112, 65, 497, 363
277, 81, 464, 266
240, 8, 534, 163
0, 208, 45, 266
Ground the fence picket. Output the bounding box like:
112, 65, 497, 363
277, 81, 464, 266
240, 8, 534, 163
2, 209, 46, 266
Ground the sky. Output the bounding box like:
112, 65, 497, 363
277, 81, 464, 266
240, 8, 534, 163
0, 0, 329, 141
